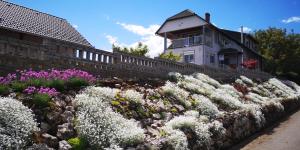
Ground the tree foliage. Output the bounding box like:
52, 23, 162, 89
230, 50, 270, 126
159, 51, 181, 61
113, 42, 149, 56
255, 27, 300, 83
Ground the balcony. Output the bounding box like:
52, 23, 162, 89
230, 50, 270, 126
170, 35, 203, 49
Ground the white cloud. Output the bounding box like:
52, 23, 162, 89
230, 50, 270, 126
105, 22, 167, 58
237, 26, 252, 33
105, 35, 118, 45
72, 24, 78, 29
282, 16, 300, 23
116, 22, 160, 36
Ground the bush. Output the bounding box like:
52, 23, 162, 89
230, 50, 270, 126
75, 91, 145, 149
67, 78, 89, 89
0, 97, 39, 149
26, 79, 45, 87
67, 137, 88, 150
45, 79, 65, 92
32, 93, 51, 108
11, 81, 27, 92
0, 84, 9, 95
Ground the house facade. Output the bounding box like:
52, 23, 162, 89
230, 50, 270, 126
156, 9, 263, 70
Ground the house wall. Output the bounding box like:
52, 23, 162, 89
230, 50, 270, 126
166, 45, 203, 65
158, 16, 207, 33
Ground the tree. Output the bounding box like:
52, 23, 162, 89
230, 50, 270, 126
112, 42, 149, 57
254, 27, 300, 83
159, 51, 181, 61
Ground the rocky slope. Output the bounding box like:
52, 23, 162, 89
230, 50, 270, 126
1, 71, 300, 150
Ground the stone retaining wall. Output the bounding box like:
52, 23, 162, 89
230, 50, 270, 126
0, 36, 271, 81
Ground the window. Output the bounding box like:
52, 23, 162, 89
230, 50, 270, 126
210, 54, 215, 63
184, 54, 194, 63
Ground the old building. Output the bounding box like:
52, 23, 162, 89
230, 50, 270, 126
0, 0, 93, 61
156, 9, 263, 70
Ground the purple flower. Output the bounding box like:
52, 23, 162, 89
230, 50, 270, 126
37, 87, 59, 97
24, 86, 37, 95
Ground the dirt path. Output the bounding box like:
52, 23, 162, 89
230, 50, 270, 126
230, 110, 300, 150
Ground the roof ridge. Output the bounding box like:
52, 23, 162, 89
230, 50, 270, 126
0, 0, 66, 20
220, 28, 251, 35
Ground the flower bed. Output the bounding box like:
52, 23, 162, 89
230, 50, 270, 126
0, 70, 300, 150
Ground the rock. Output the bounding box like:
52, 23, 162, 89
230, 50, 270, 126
59, 140, 72, 150
152, 120, 163, 127
65, 106, 75, 112
152, 113, 161, 120
146, 126, 160, 137
115, 84, 121, 88
42, 133, 59, 148
61, 111, 74, 123
41, 122, 51, 133
174, 104, 185, 112
8, 92, 16, 98
55, 99, 66, 108
164, 112, 173, 122
156, 101, 165, 111
46, 111, 61, 123
64, 95, 73, 104
57, 123, 75, 140
27, 144, 55, 150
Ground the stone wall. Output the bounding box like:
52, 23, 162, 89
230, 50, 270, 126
0, 35, 272, 81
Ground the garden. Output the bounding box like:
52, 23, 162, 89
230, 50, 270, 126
0, 69, 300, 150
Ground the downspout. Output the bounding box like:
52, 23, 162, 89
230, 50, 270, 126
203, 25, 206, 64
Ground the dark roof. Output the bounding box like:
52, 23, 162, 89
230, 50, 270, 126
166, 9, 196, 21
220, 29, 257, 43
218, 48, 243, 54
0, 0, 92, 47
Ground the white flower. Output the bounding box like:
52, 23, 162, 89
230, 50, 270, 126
122, 89, 143, 104
161, 81, 191, 108
84, 86, 119, 102
162, 126, 189, 150
191, 94, 220, 117
165, 115, 198, 130
193, 73, 221, 88
184, 110, 200, 118
244, 104, 266, 128
240, 76, 254, 86
168, 72, 183, 81
75, 90, 144, 149
209, 88, 244, 110
0, 97, 39, 149
194, 122, 212, 148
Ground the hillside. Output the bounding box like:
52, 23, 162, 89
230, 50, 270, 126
0, 69, 300, 150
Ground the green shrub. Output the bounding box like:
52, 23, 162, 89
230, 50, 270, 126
32, 94, 50, 108
27, 79, 44, 87
67, 137, 88, 150
46, 79, 65, 92
0, 84, 9, 95
11, 82, 27, 92
67, 78, 89, 89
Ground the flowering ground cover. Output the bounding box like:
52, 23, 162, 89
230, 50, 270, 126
0, 70, 300, 149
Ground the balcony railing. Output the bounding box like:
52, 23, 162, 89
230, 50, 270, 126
170, 35, 203, 49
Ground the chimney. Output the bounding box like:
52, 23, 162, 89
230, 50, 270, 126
240, 26, 244, 44
205, 12, 210, 23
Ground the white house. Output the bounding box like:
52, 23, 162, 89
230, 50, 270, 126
156, 9, 263, 70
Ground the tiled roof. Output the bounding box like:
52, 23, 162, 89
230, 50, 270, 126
220, 29, 257, 43
166, 9, 196, 21
0, 0, 93, 47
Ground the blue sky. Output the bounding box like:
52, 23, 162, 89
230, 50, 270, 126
8, 0, 300, 56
